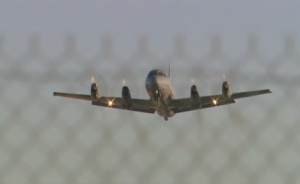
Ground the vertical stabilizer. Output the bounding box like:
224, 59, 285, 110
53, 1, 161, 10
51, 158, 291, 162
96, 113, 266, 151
168, 62, 172, 78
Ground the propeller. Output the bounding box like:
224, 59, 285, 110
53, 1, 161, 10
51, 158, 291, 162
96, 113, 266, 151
191, 78, 195, 84
222, 74, 229, 84
90, 75, 116, 105
222, 74, 230, 86
74, 75, 96, 94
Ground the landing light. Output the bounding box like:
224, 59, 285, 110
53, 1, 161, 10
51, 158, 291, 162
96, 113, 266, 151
213, 99, 217, 105
105, 97, 115, 107
211, 97, 219, 106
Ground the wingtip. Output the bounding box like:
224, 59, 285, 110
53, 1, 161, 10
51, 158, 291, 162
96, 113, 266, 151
53, 92, 57, 96
268, 89, 272, 93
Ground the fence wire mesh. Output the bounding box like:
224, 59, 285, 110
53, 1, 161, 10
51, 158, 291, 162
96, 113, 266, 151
0, 35, 299, 184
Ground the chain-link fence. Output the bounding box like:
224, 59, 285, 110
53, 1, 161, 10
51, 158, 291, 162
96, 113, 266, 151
0, 34, 299, 184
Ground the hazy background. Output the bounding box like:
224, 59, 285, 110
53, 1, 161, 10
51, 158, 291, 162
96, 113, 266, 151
1, 0, 299, 57
0, 1, 299, 184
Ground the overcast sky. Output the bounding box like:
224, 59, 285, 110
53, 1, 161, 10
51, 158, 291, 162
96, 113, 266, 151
0, 0, 299, 57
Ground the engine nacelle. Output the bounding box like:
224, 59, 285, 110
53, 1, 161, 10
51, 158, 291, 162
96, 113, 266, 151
91, 83, 100, 99
190, 85, 201, 108
121, 86, 132, 109
122, 86, 131, 99
222, 81, 232, 98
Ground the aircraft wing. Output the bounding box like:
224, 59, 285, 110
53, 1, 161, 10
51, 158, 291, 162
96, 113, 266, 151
172, 99, 236, 113
53, 92, 156, 114
53, 92, 93, 101
169, 89, 272, 113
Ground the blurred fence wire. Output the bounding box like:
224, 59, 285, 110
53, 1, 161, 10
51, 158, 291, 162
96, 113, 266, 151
0, 34, 299, 184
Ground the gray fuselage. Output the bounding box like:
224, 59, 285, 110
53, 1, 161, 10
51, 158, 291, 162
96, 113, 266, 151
145, 69, 176, 119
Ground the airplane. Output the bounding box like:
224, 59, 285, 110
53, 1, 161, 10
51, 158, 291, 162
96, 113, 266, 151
53, 63, 272, 121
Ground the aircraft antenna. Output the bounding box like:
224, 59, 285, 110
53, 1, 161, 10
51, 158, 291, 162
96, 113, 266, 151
168, 62, 172, 78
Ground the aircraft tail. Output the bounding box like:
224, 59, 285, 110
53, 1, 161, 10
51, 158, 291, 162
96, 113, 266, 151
168, 62, 171, 78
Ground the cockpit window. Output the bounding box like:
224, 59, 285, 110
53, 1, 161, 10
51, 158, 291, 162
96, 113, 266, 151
149, 70, 166, 77
157, 71, 164, 77
159, 72, 167, 77
149, 71, 155, 76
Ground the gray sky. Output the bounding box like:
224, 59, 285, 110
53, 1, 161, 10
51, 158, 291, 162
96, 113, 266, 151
0, 0, 299, 57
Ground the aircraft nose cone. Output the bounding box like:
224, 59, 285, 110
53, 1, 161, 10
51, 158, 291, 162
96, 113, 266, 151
153, 76, 160, 87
